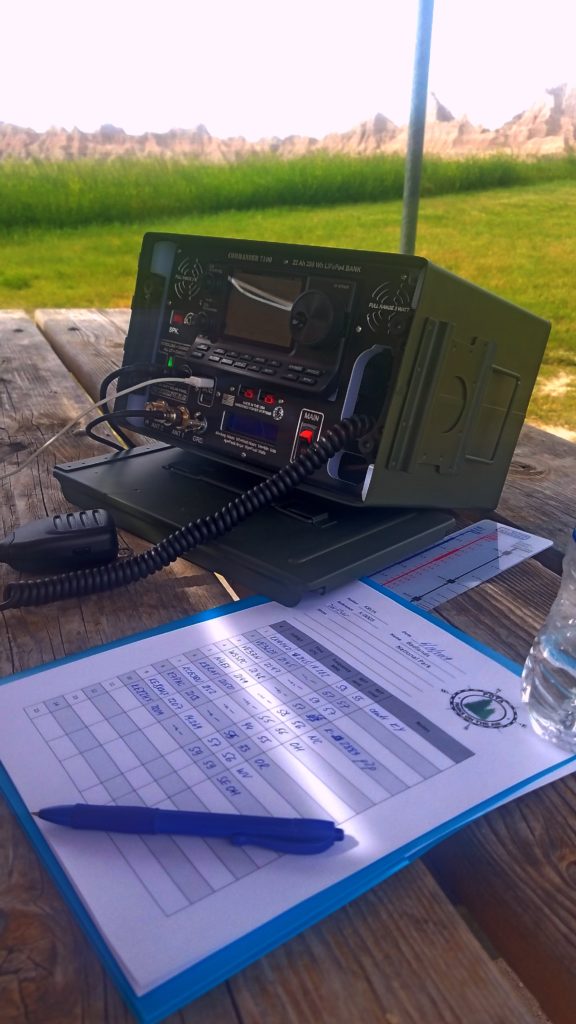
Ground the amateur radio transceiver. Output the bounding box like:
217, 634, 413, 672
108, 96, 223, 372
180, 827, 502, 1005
113, 233, 549, 509
55, 233, 550, 603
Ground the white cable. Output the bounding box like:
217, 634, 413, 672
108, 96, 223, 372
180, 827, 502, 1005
0, 374, 214, 481
228, 275, 293, 311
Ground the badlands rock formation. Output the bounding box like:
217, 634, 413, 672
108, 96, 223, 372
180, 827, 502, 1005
1, 86, 575, 161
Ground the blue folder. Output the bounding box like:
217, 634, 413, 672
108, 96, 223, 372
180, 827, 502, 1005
1, 582, 574, 1023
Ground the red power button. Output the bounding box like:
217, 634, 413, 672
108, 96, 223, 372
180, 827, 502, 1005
298, 428, 315, 444
291, 412, 324, 462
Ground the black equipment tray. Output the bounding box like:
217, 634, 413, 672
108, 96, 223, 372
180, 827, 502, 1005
54, 446, 455, 606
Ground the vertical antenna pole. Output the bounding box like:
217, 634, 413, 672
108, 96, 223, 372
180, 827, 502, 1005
400, 0, 435, 255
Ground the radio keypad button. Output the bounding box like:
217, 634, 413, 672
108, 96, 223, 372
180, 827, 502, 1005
220, 357, 234, 365
208, 354, 221, 362
194, 342, 210, 351
213, 347, 225, 354
190, 350, 205, 358
281, 372, 299, 381
262, 367, 276, 375
299, 376, 316, 385
288, 363, 304, 372
233, 360, 248, 368
247, 363, 261, 371
268, 360, 281, 368
306, 368, 323, 376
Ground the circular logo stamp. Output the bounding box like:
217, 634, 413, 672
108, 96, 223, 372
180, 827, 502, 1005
449, 689, 517, 729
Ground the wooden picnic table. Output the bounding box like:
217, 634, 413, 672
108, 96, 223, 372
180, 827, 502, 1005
1, 308, 576, 1024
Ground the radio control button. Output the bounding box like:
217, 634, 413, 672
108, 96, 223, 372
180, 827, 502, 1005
247, 363, 261, 371
262, 367, 276, 375
259, 390, 277, 405
268, 360, 281, 367
299, 376, 316, 385
252, 356, 266, 363
213, 347, 226, 354
208, 354, 221, 362
299, 428, 315, 443
190, 350, 205, 358
288, 363, 304, 372
281, 372, 298, 381
306, 368, 323, 376
194, 342, 210, 351
220, 357, 234, 365
290, 290, 336, 347
233, 360, 248, 368
292, 423, 320, 458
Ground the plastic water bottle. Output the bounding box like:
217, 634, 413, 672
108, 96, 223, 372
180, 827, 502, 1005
522, 528, 576, 750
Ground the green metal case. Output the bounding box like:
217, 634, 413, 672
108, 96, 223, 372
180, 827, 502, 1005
367, 260, 550, 508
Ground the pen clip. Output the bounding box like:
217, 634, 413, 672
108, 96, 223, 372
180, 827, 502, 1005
230, 833, 339, 855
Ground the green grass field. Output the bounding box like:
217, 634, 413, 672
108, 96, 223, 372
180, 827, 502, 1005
0, 163, 575, 433
1, 153, 574, 230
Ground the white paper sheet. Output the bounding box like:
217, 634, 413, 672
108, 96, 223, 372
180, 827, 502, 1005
1, 581, 573, 996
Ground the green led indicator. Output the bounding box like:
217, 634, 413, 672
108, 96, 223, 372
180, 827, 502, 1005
167, 356, 174, 368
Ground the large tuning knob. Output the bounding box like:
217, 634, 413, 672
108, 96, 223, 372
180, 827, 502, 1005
290, 290, 335, 347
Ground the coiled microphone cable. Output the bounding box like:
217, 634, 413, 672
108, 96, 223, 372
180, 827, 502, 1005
0, 414, 373, 611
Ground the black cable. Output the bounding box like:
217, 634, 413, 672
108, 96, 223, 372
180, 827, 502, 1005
98, 363, 160, 449
95, 358, 205, 449
101, 318, 206, 448
0, 414, 372, 611
85, 411, 152, 452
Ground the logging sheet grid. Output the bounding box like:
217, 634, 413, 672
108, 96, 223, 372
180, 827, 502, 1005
25, 618, 473, 916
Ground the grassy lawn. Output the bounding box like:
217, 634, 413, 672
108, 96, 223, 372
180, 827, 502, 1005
1, 154, 573, 230
1, 178, 575, 432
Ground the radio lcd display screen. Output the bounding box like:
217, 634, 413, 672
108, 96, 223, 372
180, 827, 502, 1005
224, 272, 302, 347
222, 409, 280, 443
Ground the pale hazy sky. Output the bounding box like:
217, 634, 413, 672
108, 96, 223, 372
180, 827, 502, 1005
2, 0, 574, 138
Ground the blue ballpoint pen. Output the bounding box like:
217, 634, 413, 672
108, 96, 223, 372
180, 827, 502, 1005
34, 804, 345, 854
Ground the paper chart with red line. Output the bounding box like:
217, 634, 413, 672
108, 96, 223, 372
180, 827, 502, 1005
371, 520, 552, 611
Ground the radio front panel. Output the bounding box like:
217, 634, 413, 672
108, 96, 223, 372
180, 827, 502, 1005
118, 235, 424, 499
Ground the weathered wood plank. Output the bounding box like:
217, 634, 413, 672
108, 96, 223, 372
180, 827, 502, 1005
425, 779, 576, 1024
0, 311, 229, 680
0, 798, 544, 1024
424, 550, 576, 1024
34, 308, 130, 401
409, 416, 576, 1021
0, 312, 239, 1023
34, 307, 148, 447
32, 308, 240, 601
0, 806, 239, 1024
229, 860, 543, 1024
497, 422, 576, 555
